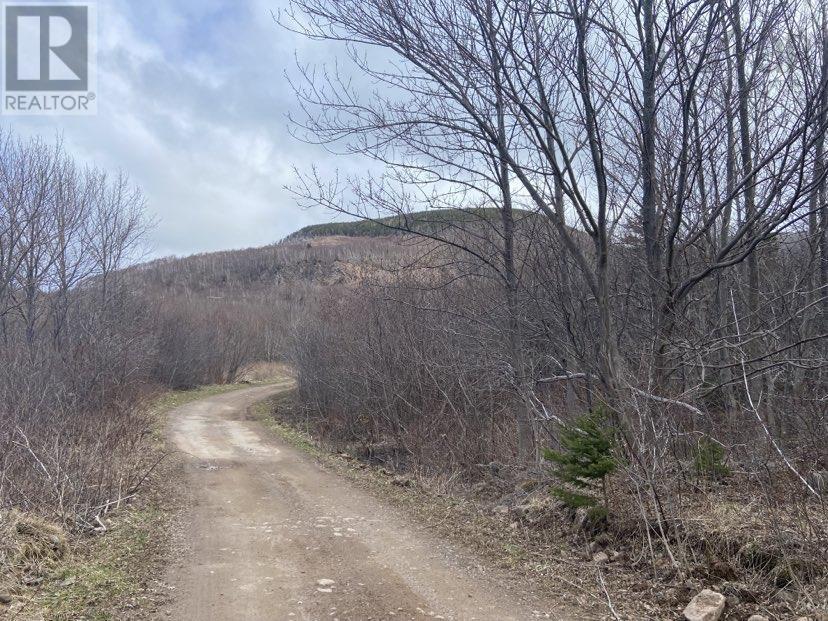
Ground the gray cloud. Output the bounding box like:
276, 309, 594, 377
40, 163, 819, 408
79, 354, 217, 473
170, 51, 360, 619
5, 0, 362, 258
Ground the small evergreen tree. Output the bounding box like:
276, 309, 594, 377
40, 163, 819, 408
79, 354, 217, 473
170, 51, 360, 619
544, 407, 616, 517
693, 437, 730, 481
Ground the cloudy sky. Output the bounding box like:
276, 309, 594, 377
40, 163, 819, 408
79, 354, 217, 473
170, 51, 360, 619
8, 0, 361, 258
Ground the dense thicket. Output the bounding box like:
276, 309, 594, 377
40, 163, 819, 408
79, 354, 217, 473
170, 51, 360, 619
0, 131, 156, 524
279, 0, 828, 600
283, 0, 828, 478
0, 131, 283, 524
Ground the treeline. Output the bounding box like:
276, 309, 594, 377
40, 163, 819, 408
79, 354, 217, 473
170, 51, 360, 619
0, 131, 154, 524
278, 0, 828, 599
283, 0, 828, 484
0, 130, 283, 525
289, 226, 826, 469
284, 207, 533, 240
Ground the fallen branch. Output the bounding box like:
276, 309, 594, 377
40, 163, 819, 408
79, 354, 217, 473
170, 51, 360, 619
537, 372, 589, 384
91, 493, 137, 516
596, 566, 621, 620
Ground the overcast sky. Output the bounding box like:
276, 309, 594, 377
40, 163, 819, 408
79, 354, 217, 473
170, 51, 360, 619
7, 0, 360, 258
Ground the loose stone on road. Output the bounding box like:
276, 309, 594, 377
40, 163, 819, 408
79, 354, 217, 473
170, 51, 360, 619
166, 384, 576, 621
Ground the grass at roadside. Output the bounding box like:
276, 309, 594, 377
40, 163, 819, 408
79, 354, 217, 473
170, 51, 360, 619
34, 506, 167, 621
150, 382, 254, 414
249, 394, 321, 458
2, 381, 260, 621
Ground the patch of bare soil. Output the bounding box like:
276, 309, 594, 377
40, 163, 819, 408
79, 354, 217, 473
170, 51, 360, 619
166, 383, 588, 620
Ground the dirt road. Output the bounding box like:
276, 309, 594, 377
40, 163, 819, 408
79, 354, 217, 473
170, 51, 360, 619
167, 383, 577, 621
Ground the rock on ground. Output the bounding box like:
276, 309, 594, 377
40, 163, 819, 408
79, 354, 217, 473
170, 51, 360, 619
683, 589, 726, 621
591, 552, 609, 564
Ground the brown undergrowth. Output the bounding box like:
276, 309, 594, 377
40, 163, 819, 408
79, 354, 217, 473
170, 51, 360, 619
259, 386, 828, 620
0, 383, 251, 621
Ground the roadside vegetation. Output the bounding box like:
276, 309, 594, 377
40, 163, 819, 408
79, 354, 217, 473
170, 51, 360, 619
274, 0, 828, 616
0, 130, 278, 616
3, 0, 828, 613
0, 126, 281, 522
0, 379, 263, 620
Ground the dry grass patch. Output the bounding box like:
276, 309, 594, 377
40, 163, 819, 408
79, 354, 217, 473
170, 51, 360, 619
257, 388, 828, 620
0, 510, 68, 596
0, 381, 228, 620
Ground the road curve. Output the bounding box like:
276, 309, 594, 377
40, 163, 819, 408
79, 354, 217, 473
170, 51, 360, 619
166, 383, 576, 621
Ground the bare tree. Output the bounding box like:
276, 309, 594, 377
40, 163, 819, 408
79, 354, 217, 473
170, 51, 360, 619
286, 0, 827, 408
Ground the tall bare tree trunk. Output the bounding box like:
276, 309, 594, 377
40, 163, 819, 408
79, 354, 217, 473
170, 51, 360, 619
641, 0, 660, 297
732, 0, 760, 319
816, 11, 828, 343
487, 0, 535, 460
721, 28, 739, 407
811, 10, 828, 384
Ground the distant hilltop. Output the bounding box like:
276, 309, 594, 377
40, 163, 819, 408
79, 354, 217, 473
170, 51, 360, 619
285, 207, 533, 240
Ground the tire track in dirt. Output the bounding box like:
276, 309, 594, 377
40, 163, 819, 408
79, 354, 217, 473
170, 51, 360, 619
166, 384, 581, 621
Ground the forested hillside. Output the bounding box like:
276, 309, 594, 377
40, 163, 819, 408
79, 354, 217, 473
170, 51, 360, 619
4, 0, 828, 608
117, 207, 828, 617
285, 207, 533, 240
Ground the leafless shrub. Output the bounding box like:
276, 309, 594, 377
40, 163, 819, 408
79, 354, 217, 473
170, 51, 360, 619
279, 0, 828, 600
0, 130, 157, 526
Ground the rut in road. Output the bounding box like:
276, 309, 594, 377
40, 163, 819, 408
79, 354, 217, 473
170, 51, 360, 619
166, 383, 585, 621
